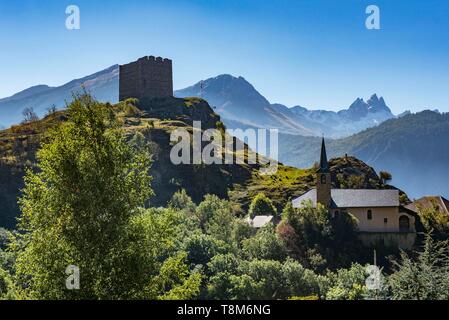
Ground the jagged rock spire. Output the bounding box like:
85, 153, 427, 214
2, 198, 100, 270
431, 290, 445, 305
317, 137, 329, 173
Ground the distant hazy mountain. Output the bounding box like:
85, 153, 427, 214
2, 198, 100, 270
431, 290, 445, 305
1, 67, 394, 137
175, 74, 316, 136
0, 65, 119, 129
0, 66, 447, 199
175, 74, 395, 138
278, 110, 449, 199
290, 94, 394, 136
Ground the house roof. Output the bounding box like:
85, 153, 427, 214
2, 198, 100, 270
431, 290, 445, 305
248, 215, 274, 228
292, 189, 399, 208
405, 196, 449, 215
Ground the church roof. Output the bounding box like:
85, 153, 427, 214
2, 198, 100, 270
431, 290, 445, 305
292, 189, 399, 208
317, 137, 329, 173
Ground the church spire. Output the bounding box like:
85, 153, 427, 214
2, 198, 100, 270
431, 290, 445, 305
317, 137, 329, 173
316, 137, 331, 209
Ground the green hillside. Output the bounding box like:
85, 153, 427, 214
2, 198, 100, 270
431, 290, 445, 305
0, 97, 303, 228
0, 96, 392, 229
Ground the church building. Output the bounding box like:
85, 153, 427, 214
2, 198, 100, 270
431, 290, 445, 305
292, 138, 417, 248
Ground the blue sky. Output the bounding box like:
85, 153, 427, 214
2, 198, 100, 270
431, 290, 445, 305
0, 0, 448, 113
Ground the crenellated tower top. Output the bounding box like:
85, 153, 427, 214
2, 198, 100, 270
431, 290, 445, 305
119, 55, 173, 101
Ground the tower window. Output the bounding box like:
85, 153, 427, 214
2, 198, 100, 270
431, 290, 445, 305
367, 210, 372, 220
321, 174, 326, 184
384, 218, 388, 224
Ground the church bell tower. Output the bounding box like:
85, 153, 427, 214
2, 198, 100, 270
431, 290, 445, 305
316, 137, 331, 209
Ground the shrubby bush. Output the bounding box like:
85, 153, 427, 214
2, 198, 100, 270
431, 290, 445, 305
0, 267, 16, 300
324, 264, 368, 300
228, 258, 321, 300
242, 224, 287, 261
182, 232, 228, 270
278, 200, 362, 271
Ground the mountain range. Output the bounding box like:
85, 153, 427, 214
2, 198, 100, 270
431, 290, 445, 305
0, 65, 447, 199
277, 111, 449, 199
174, 75, 449, 199
0, 66, 394, 138
175, 75, 395, 138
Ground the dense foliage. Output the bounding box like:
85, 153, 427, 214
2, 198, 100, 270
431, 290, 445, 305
1, 96, 449, 300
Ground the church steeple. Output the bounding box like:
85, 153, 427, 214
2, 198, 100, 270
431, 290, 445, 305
316, 137, 331, 209
317, 137, 329, 173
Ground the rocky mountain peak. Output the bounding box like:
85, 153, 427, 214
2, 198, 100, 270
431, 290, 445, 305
367, 94, 391, 113
346, 98, 369, 118
367, 93, 379, 103
342, 94, 392, 121
175, 74, 270, 113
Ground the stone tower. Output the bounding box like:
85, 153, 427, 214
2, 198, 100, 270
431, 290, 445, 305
119, 56, 173, 101
316, 137, 332, 209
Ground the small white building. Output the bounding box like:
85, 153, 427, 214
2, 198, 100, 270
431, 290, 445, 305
247, 215, 274, 229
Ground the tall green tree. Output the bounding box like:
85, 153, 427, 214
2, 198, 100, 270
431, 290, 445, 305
389, 234, 449, 300
379, 171, 392, 185
417, 203, 449, 240
278, 200, 361, 271
149, 251, 202, 300
248, 193, 277, 219
169, 189, 197, 216
13, 95, 153, 299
